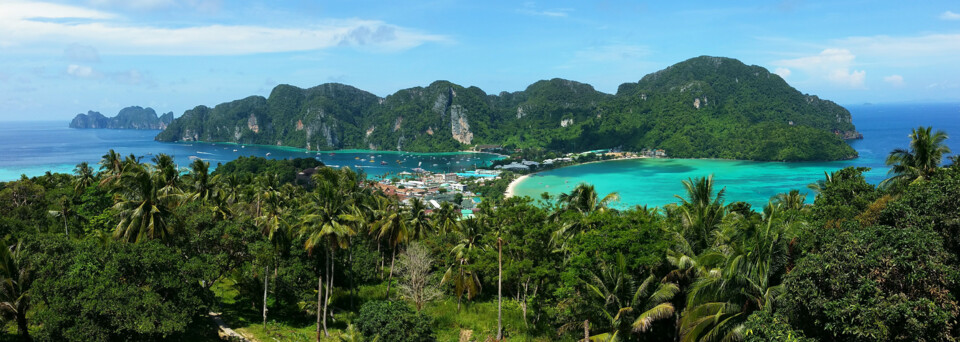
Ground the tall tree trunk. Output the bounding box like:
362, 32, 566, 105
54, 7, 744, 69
386, 246, 396, 299
457, 261, 464, 313
16, 311, 29, 342
63, 214, 68, 237
583, 319, 589, 342
377, 240, 383, 279
323, 249, 334, 337
262, 265, 269, 328
497, 238, 503, 341
322, 250, 331, 337
316, 273, 324, 342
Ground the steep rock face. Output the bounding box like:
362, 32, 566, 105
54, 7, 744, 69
70, 111, 109, 128
70, 106, 174, 129
156, 56, 861, 161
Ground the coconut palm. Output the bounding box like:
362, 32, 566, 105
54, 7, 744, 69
771, 189, 806, 211
73, 162, 96, 193
47, 196, 74, 237
301, 167, 362, 338
151, 153, 180, 191
677, 207, 797, 342
0, 240, 31, 342
883, 126, 951, 189
112, 163, 177, 243
98, 149, 124, 185
433, 201, 461, 235
558, 183, 620, 214
674, 175, 727, 254
373, 203, 409, 299
406, 198, 433, 241
581, 253, 678, 341
441, 217, 484, 312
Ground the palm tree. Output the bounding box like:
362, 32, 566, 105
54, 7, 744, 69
677, 207, 797, 342
373, 203, 409, 299
883, 126, 951, 188
771, 189, 806, 211
558, 183, 620, 214
151, 153, 179, 190
441, 217, 483, 312
73, 162, 95, 193
581, 253, 678, 341
112, 163, 177, 243
433, 201, 461, 235
98, 149, 124, 185
301, 167, 362, 339
0, 240, 31, 342
406, 198, 433, 241
674, 175, 727, 254
47, 196, 74, 237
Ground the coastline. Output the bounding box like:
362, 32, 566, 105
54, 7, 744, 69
503, 157, 647, 198
504, 174, 531, 198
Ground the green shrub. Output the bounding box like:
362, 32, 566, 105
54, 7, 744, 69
356, 300, 435, 342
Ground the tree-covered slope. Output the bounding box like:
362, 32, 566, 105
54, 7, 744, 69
156, 56, 860, 161
70, 106, 174, 129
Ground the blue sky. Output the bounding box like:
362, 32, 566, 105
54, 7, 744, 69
1, 0, 959, 121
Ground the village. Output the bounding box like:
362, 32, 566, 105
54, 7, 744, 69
358, 147, 669, 217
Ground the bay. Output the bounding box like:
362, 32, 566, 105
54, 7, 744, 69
0, 122, 502, 181
512, 103, 960, 209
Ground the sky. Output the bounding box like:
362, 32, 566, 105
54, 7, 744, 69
1, 0, 959, 121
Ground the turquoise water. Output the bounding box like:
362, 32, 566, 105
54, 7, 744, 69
0, 123, 502, 181
513, 103, 960, 209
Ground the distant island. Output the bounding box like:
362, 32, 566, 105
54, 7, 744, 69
156, 56, 862, 161
70, 106, 174, 130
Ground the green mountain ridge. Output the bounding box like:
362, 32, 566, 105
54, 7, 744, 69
156, 56, 861, 161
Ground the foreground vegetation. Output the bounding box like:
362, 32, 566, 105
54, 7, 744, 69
0, 126, 955, 341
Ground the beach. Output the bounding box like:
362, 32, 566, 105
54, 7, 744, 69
504, 174, 531, 198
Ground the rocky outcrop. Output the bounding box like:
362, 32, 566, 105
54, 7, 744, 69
449, 105, 472, 144
69, 106, 173, 129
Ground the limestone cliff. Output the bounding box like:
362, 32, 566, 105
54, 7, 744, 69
70, 106, 174, 130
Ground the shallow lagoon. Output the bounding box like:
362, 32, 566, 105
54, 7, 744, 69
512, 103, 960, 208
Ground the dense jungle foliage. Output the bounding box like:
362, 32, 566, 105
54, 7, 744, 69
156, 56, 859, 161
0, 127, 952, 341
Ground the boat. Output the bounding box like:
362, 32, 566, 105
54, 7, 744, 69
329, 153, 335, 156
355, 157, 360, 160
381, 161, 388, 165
266, 152, 271, 156
233, 149, 238, 152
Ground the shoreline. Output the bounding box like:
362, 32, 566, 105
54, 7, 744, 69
503, 157, 646, 198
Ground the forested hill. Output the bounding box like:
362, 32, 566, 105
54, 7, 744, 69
155, 56, 861, 161
70, 106, 174, 130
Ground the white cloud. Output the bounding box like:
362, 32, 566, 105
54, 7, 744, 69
940, 11, 960, 20
67, 64, 97, 78
0, 1, 449, 55
831, 34, 960, 65
519, 2, 572, 17
0, 1, 114, 20
883, 75, 904, 86
87, 0, 222, 13
774, 49, 866, 88
774, 67, 791, 78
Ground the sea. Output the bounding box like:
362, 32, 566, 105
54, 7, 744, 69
0, 125, 502, 181
511, 103, 960, 209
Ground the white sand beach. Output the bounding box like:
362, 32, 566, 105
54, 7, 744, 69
504, 174, 531, 198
